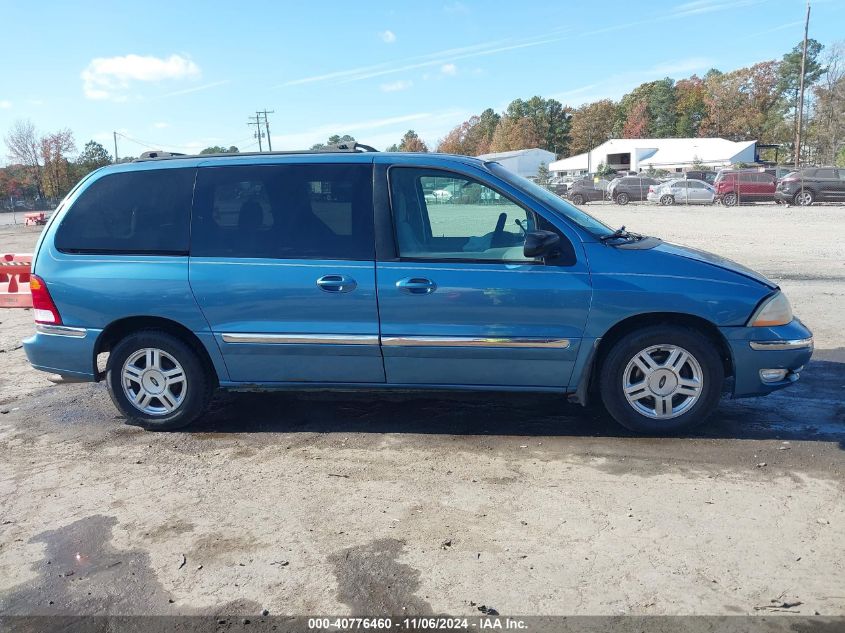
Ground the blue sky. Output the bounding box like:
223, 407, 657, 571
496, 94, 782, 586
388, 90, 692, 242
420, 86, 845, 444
1, 0, 843, 159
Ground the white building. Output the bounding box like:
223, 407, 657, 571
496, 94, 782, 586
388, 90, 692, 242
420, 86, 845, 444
548, 138, 758, 176
477, 148, 557, 179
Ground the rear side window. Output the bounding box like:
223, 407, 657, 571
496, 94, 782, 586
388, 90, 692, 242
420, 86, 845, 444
55, 169, 195, 254
816, 168, 836, 179
191, 163, 373, 260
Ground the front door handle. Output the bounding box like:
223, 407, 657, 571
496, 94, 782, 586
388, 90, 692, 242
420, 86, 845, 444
316, 274, 357, 293
396, 277, 437, 295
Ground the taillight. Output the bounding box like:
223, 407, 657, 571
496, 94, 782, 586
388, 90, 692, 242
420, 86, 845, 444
648, 185, 654, 193
30, 275, 62, 325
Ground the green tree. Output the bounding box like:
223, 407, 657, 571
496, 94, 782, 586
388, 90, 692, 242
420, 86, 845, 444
199, 145, 239, 154
674, 76, 707, 137
648, 78, 677, 137
535, 162, 550, 186
310, 134, 355, 150
78, 140, 112, 169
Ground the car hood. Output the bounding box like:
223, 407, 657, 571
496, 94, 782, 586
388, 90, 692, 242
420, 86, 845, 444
653, 242, 777, 290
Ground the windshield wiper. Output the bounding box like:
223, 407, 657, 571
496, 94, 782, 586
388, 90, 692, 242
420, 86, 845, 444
599, 225, 644, 242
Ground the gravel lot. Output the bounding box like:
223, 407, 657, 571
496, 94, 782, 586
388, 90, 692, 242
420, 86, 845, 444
0, 204, 843, 618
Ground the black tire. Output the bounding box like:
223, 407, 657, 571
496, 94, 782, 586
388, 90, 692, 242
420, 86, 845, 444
794, 190, 814, 206
722, 192, 738, 207
599, 325, 724, 434
106, 330, 213, 430
616, 192, 630, 205
571, 194, 584, 205
660, 194, 674, 206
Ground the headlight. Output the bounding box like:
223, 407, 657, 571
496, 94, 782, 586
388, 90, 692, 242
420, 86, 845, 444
749, 291, 793, 327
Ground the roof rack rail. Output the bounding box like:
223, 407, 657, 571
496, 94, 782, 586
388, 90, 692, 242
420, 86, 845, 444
319, 142, 379, 153
138, 150, 187, 159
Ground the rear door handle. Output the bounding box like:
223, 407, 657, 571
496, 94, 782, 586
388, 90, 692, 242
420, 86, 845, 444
396, 277, 437, 295
316, 274, 357, 293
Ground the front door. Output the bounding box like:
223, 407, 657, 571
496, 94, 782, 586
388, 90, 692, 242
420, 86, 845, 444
375, 165, 591, 388
189, 161, 384, 384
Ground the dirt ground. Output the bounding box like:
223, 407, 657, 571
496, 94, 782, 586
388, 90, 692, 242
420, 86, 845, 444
0, 204, 843, 619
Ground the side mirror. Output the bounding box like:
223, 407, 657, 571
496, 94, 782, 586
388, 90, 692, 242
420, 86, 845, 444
523, 230, 560, 259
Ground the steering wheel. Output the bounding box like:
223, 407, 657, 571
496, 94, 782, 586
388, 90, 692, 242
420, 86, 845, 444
491, 212, 507, 247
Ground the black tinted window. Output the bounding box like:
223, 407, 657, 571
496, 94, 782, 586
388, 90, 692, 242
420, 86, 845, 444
816, 169, 836, 179
191, 164, 373, 260
738, 172, 755, 183
55, 169, 195, 254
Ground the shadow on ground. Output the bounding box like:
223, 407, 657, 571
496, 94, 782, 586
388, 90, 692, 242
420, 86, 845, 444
184, 360, 845, 444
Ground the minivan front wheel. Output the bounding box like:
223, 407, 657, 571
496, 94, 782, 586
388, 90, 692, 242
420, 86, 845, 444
722, 192, 738, 207
616, 192, 630, 205
599, 325, 723, 434
106, 330, 212, 430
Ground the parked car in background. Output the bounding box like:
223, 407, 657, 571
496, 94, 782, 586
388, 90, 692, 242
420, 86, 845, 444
775, 167, 845, 206
713, 170, 777, 206
566, 179, 610, 205
609, 176, 660, 205
647, 179, 715, 205
684, 170, 718, 185
24, 147, 813, 435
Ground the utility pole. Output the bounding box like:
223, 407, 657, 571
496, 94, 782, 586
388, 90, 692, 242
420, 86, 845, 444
261, 110, 274, 151
248, 113, 265, 151
113, 131, 119, 163
794, 0, 811, 168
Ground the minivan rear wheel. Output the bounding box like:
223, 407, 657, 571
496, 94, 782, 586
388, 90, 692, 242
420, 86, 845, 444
599, 325, 723, 434
106, 330, 212, 430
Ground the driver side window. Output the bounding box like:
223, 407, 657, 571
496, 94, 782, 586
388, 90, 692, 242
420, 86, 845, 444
389, 168, 537, 262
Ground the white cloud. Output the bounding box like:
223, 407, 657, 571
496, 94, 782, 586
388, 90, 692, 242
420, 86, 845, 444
280, 30, 568, 87
152, 122, 170, 129
0, 100, 11, 109
380, 80, 413, 92
440, 63, 457, 76
81, 53, 201, 101
380, 30, 397, 44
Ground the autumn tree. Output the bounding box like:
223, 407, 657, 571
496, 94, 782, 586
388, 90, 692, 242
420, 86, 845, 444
674, 76, 707, 137
568, 100, 617, 155
437, 108, 500, 155
40, 129, 76, 200
395, 129, 429, 152
621, 100, 649, 138
490, 116, 541, 152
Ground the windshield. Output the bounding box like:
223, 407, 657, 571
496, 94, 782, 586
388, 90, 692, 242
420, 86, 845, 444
487, 163, 614, 238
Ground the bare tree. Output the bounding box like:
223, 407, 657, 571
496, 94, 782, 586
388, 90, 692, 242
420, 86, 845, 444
809, 42, 845, 165
4, 119, 44, 198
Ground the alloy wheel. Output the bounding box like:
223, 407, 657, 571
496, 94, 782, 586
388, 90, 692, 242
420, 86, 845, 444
121, 348, 188, 416
622, 344, 703, 420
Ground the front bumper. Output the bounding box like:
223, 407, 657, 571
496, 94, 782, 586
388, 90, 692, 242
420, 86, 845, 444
23, 324, 100, 380
720, 319, 813, 398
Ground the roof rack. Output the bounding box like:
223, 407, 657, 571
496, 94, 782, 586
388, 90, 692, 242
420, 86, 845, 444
138, 150, 187, 159
318, 142, 379, 153
133, 143, 379, 162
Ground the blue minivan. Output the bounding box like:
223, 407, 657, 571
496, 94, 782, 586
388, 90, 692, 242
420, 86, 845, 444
23, 145, 813, 433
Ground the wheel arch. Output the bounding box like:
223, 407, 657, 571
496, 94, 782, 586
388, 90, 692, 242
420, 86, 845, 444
589, 311, 734, 395
94, 316, 219, 386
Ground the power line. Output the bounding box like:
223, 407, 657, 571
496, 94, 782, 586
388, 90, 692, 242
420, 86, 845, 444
247, 110, 274, 152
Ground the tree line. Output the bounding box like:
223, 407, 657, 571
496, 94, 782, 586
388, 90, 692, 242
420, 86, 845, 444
344, 38, 844, 166
3, 37, 843, 207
